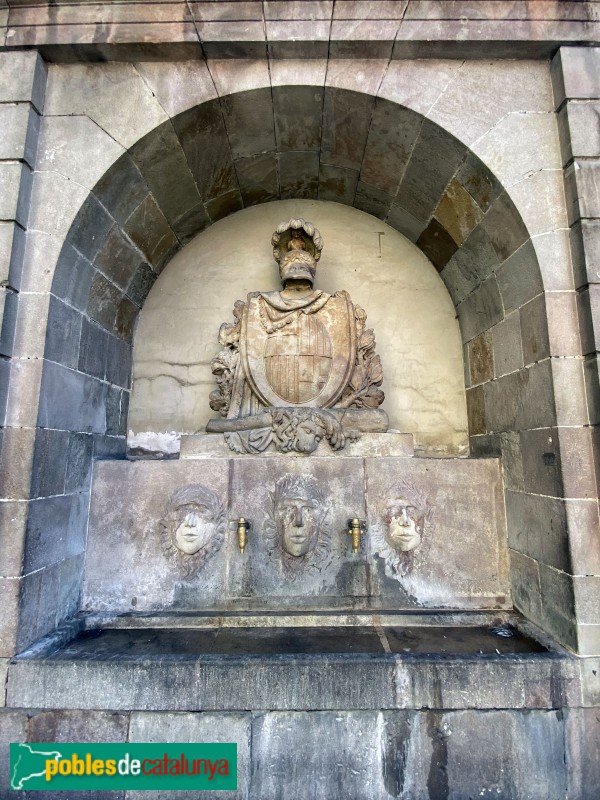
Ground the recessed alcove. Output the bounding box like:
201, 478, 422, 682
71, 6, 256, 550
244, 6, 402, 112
128, 200, 469, 457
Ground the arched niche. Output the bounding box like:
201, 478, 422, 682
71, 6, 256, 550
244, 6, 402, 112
128, 200, 469, 456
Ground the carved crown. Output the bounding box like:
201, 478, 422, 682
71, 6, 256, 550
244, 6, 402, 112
271, 218, 323, 265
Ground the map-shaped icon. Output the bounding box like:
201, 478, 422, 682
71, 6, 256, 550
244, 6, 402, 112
11, 743, 63, 790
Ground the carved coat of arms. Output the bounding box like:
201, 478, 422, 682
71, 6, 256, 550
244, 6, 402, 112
207, 219, 387, 454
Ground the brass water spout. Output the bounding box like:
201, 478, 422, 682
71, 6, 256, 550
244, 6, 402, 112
237, 518, 250, 553
347, 518, 365, 554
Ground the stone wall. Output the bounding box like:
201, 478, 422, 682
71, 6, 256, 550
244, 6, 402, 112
0, 1, 598, 657
129, 201, 469, 455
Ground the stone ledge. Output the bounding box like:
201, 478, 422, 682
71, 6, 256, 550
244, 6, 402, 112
7, 651, 582, 711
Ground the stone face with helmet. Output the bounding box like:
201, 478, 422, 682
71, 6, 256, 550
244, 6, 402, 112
207, 218, 387, 453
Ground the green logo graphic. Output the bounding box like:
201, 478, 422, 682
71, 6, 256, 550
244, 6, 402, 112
10, 743, 237, 791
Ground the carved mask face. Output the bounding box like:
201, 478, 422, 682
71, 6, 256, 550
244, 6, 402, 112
173, 504, 215, 555
278, 250, 316, 285
295, 420, 323, 453
277, 496, 321, 557
387, 501, 422, 553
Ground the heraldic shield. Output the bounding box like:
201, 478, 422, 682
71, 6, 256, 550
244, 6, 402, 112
241, 291, 357, 409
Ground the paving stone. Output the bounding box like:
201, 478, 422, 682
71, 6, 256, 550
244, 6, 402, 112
416, 217, 458, 271
45, 294, 82, 370
128, 711, 250, 800
278, 151, 319, 199
571, 219, 600, 288
235, 152, 279, 207
321, 87, 375, 171
123, 195, 178, 272
505, 490, 570, 573
318, 163, 358, 205
396, 120, 467, 225
552, 47, 600, 106
510, 548, 542, 623
354, 180, 393, 221
0, 50, 46, 112
133, 60, 217, 118
491, 311, 523, 377
273, 84, 323, 152
456, 275, 503, 343
172, 100, 237, 202
37, 360, 106, 434
44, 63, 169, 150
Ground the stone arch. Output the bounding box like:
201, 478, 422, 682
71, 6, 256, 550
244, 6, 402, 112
47, 86, 542, 450
27, 83, 563, 651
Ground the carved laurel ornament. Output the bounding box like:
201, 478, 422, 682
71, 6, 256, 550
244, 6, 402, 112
159, 484, 226, 578
371, 481, 434, 579
264, 474, 332, 580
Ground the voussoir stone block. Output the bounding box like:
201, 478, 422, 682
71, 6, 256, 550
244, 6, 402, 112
571, 219, 600, 288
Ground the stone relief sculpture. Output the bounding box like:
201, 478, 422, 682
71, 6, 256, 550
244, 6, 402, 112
371, 481, 433, 579
207, 219, 387, 453
264, 474, 332, 579
159, 484, 226, 578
